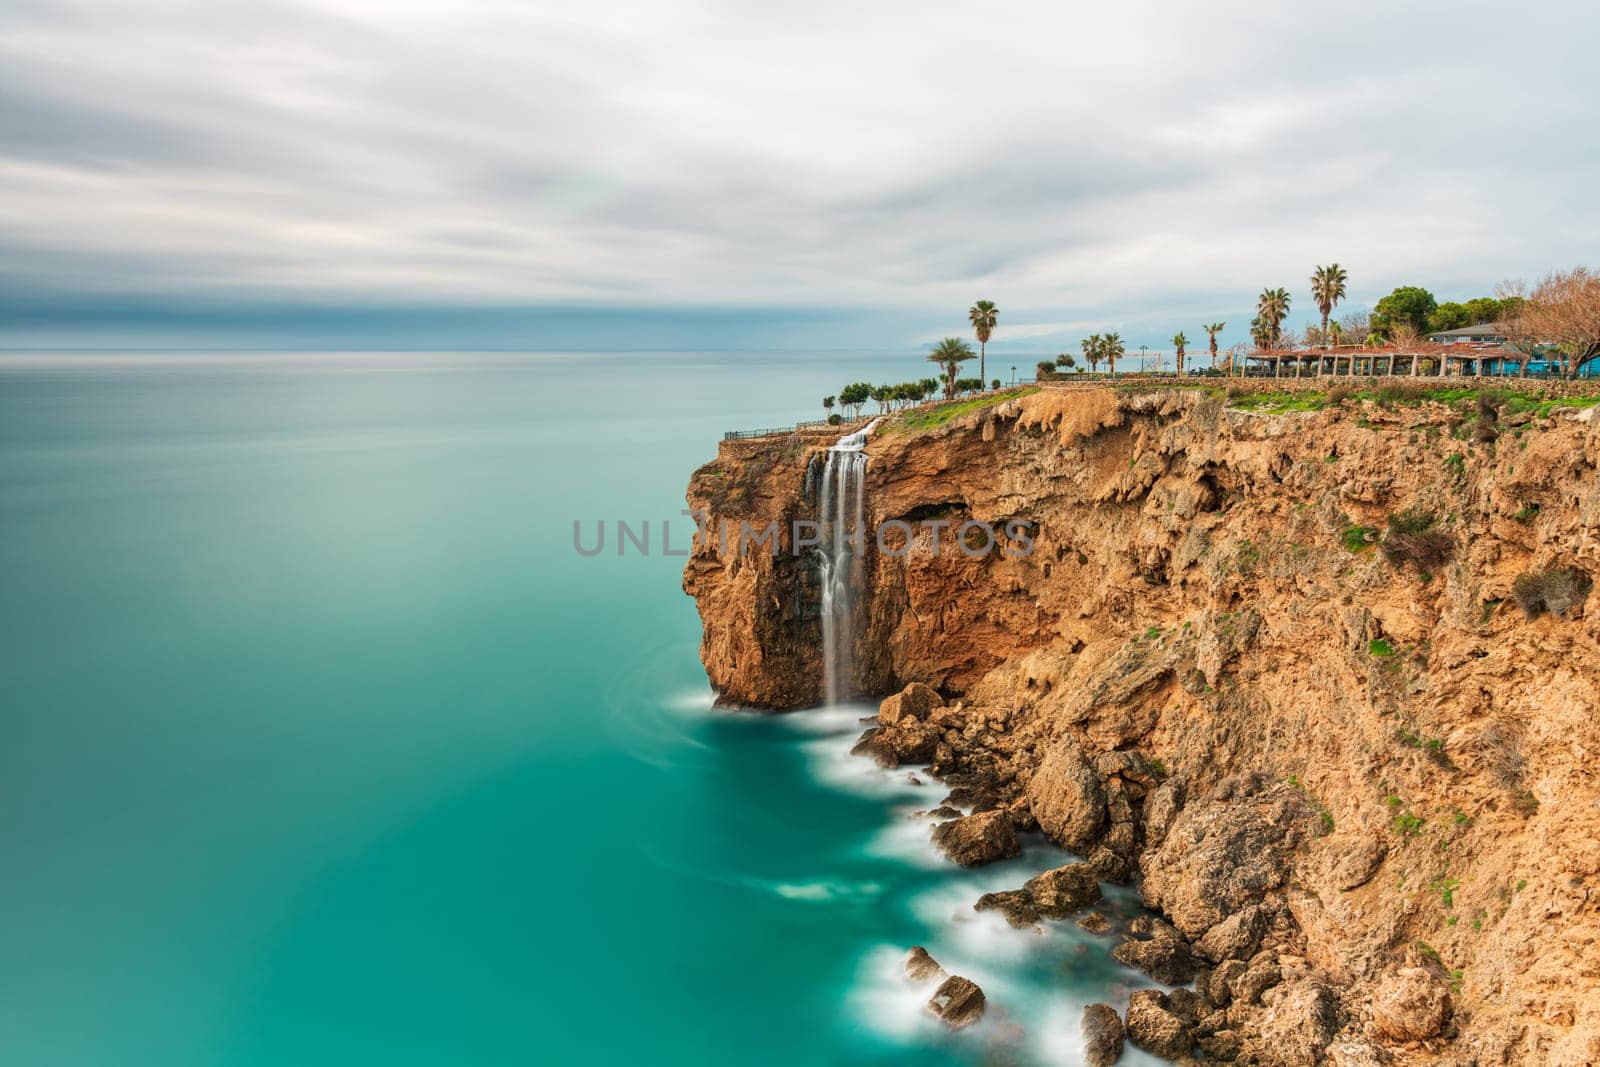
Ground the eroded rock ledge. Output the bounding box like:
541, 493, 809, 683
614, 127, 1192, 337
685, 385, 1600, 1065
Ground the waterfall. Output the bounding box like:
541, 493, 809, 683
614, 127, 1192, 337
817, 420, 878, 705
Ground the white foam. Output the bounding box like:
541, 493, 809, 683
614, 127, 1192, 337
770, 879, 884, 902
663, 686, 718, 716
848, 944, 939, 1043
863, 810, 949, 869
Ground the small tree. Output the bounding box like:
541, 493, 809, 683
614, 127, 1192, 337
1203, 322, 1226, 369
823, 395, 836, 416
1373, 286, 1438, 337
991, 378, 1001, 390
1103, 332, 1125, 376
1035, 360, 1057, 381
926, 338, 977, 399
968, 300, 999, 387
1081, 334, 1103, 374
1055, 352, 1077, 371
839, 381, 872, 417
1526, 267, 1600, 379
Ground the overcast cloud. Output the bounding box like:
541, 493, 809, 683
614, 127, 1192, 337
2, 0, 1597, 346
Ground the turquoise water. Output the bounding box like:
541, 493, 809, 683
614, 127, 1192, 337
1, 352, 1155, 1066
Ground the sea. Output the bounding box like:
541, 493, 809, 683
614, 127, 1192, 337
0, 350, 1163, 1065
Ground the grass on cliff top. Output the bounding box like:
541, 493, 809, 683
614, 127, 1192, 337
891, 385, 1041, 433
1224, 382, 1600, 415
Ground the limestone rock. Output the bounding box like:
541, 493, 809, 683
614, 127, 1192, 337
1254, 981, 1339, 1067
1077, 911, 1112, 934
852, 721, 939, 768
1023, 863, 1103, 917
1324, 834, 1387, 892
879, 682, 943, 725
1369, 967, 1452, 1043
1112, 917, 1198, 985
904, 946, 946, 984
1082, 1002, 1126, 1066
1125, 989, 1195, 1059
1026, 736, 1106, 853
926, 975, 986, 1030
932, 810, 1020, 867
974, 889, 1039, 928
1138, 783, 1306, 939
1194, 904, 1270, 964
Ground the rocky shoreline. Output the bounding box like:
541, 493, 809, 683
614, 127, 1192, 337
685, 384, 1600, 1064
864, 679, 1451, 1064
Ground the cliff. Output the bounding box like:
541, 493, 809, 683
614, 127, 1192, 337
683, 382, 1600, 1065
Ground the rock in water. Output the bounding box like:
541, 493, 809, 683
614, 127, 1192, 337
1370, 967, 1452, 1042
878, 682, 943, 725
1082, 1002, 1125, 1066
973, 889, 1040, 928
1076, 911, 1111, 934
931, 810, 1020, 867
1125, 989, 1195, 1059
926, 975, 986, 1030
903, 946, 946, 984
1025, 736, 1106, 853
1023, 863, 1103, 917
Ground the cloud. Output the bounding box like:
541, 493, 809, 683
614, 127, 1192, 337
1, 0, 1597, 348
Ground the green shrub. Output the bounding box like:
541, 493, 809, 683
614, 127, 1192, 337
1512, 567, 1593, 619
1370, 638, 1396, 657
1512, 504, 1541, 523
1342, 525, 1378, 552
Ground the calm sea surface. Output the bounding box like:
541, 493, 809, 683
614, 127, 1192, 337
0, 351, 1157, 1066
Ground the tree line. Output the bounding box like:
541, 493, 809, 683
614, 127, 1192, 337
824, 265, 1596, 418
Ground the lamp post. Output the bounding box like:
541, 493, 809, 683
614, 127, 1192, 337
1010, 365, 1016, 386
1140, 345, 1147, 374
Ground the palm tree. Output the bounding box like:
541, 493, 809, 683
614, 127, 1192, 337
1203, 322, 1226, 370
1103, 332, 1126, 376
1310, 264, 1349, 354
1172, 332, 1188, 376
927, 338, 977, 399
1257, 288, 1291, 347
1081, 334, 1103, 374
968, 300, 998, 388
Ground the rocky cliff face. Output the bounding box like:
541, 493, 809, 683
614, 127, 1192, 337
683, 384, 1600, 1065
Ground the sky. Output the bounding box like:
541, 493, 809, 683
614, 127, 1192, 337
2, 0, 1597, 351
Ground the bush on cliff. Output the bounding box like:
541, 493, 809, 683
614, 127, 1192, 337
1511, 567, 1592, 619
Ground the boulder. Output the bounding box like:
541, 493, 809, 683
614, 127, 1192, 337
904, 946, 946, 984
1230, 953, 1283, 1006
1026, 736, 1106, 852
1077, 912, 1112, 934
974, 889, 1040, 928
926, 975, 986, 1030
1082, 1002, 1126, 1066
1369, 967, 1452, 1042
1194, 904, 1270, 964
1254, 981, 1340, 1067
1325, 834, 1387, 892
1207, 959, 1248, 1006
1143, 776, 1186, 848
852, 721, 940, 767
1125, 989, 1195, 1059
879, 682, 943, 725
1112, 917, 1198, 985
1138, 784, 1305, 939
932, 810, 1021, 867
1024, 863, 1103, 918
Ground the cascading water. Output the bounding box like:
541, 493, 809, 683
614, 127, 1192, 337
817, 419, 878, 705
